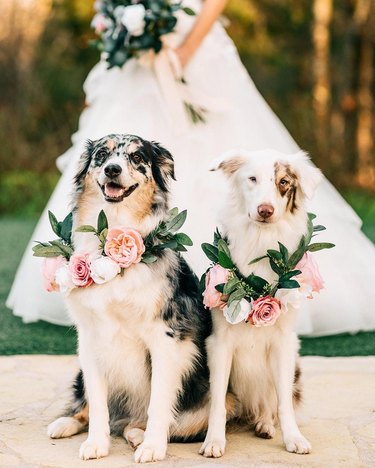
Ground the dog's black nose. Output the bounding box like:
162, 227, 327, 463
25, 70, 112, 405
257, 204, 274, 219
104, 164, 122, 178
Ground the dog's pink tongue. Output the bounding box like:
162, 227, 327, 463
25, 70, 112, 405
105, 184, 124, 198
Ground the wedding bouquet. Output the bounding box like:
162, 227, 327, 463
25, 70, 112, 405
91, 0, 195, 69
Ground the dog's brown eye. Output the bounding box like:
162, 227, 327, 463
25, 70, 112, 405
249, 176, 257, 183
131, 153, 141, 164
280, 179, 288, 186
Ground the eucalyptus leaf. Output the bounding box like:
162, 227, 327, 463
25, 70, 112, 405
249, 255, 267, 265
247, 274, 269, 292
215, 283, 225, 293
279, 269, 301, 281
141, 254, 158, 264
175, 232, 193, 246
313, 225, 326, 232
182, 6, 195, 15
278, 279, 300, 289
48, 211, 60, 237
307, 212, 317, 221
97, 210, 108, 233
32, 245, 65, 257
168, 207, 179, 218
269, 258, 283, 275
223, 277, 240, 295
201, 243, 219, 262
278, 242, 289, 263
224, 300, 242, 324
60, 212, 73, 243
227, 288, 246, 306
218, 250, 234, 269
267, 249, 283, 261
217, 239, 231, 257
75, 225, 97, 233
307, 242, 335, 252
158, 240, 178, 250
164, 210, 187, 233
288, 236, 306, 267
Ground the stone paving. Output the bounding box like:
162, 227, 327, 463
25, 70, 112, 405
1, 355, 375, 467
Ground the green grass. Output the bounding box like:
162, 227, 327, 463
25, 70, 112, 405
1, 188, 375, 356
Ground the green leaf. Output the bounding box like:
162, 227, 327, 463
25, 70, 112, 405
75, 225, 97, 233
247, 274, 269, 292
215, 283, 225, 293
158, 240, 178, 250
269, 258, 283, 275
168, 207, 179, 218
307, 212, 317, 221
199, 272, 207, 294
313, 225, 326, 232
279, 270, 301, 281
50, 240, 73, 259
97, 210, 108, 233
267, 249, 283, 261
164, 210, 187, 233
201, 243, 219, 262
278, 279, 300, 289
278, 242, 289, 263
224, 300, 243, 324
175, 232, 193, 246
32, 245, 65, 257
249, 255, 267, 265
48, 211, 60, 237
227, 288, 246, 306
175, 244, 188, 252
288, 236, 307, 268
217, 238, 231, 257
307, 242, 335, 252
223, 277, 240, 295
182, 6, 195, 15
60, 212, 73, 243
218, 250, 234, 269
141, 254, 158, 264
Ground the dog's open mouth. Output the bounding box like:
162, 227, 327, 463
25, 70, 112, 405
100, 182, 139, 202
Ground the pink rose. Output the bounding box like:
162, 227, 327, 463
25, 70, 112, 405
295, 252, 324, 298
91, 13, 111, 33
42, 256, 65, 292
69, 253, 93, 287
202, 264, 229, 309
249, 296, 281, 327
104, 227, 145, 268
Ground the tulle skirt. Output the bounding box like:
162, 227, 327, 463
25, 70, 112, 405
7, 0, 375, 335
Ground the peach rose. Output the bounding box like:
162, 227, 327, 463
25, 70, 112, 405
104, 227, 145, 268
42, 256, 65, 292
295, 252, 324, 298
69, 253, 93, 287
249, 295, 281, 327
202, 264, 229, 309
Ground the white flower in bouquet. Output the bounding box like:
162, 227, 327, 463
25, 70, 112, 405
55, 263, 75, 294
223, 298, 251, 325
121, 4, 146, 37
90, 256, 121, 284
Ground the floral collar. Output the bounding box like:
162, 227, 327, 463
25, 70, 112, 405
201, 213, 334, 326
33, 208, 192, 293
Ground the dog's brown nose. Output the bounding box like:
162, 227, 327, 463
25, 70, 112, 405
257, 204, 274, 219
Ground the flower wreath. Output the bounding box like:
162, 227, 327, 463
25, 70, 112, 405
33, 208, 192, 293
200, 213, 334, 327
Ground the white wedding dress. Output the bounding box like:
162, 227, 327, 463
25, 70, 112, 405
7, 0, 375, 336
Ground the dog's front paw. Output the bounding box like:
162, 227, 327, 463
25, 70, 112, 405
199, 438, 226, 458
79, 436, 110, 460
125, 428, 145, 450
47, 417, 83, 439
134, 441, 167, 463
254, 421, 276, 439
284, 434, 311, 454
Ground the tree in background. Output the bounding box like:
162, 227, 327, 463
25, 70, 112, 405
0, 0, 374, 216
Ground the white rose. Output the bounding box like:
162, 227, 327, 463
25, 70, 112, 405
121, 4, 146, 36
223, 298, 251, 325
91, 13, 112, 34
275, 288, 304, 313
90, 256, 121, 284
55, 263, 75, 294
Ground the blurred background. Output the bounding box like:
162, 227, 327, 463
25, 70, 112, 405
0, 0, 374, 354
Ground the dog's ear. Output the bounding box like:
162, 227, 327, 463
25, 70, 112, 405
210, 149, 247, 176
145, 141, 175, 192
74, 140, 94, 190
289, 151, 322, 199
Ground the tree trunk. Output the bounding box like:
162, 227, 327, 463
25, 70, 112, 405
312, 0, 333, 168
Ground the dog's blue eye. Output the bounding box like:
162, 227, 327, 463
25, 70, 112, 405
249, 176, 257, 183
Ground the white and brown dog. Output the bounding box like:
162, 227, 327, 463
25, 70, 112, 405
200, 149, 322, 458
47, 134, 222, 463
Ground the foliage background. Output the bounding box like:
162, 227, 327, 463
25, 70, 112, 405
0, 0, 374, 216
